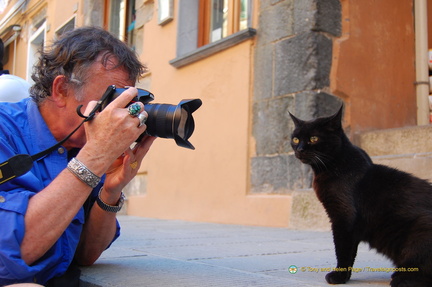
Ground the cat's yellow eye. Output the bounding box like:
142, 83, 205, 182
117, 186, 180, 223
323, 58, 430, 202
310, 136, 319, 143
292, 137, 300, 145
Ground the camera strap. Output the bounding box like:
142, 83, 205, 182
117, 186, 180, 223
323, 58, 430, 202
0, 123, 84, 185
0, 96, 107, 185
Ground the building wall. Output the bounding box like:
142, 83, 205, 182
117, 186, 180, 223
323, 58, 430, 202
0, 0, 422, 228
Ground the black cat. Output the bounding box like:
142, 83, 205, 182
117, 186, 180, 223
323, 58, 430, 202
290, 105, 432, 286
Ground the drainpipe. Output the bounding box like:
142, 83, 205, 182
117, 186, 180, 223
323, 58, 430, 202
1, 25, 21, 74
12, 26, 21, 75
414, 0, 429, 125
13, 34, 17, 74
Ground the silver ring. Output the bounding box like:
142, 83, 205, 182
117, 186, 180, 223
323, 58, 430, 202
137, 113, 147, 127
128, 103, 142, 117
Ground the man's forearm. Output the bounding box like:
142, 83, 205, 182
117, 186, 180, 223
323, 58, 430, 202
74, 192, 118, 266
21, 169, 93, 265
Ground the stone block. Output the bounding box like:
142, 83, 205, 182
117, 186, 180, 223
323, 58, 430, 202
294, 0, 316, 34
315, 34, 333, 88
315, 0, 342, 37
259, 0, 287, 11
250, 154, 312, 194
251, 155, 289, 194
252, 96, 294, 155
257, 0, 295, 45
274, 32, 332, 96
358, 125, 432, 156
287, 155, 314, 190
372, 153, 432, 181
313, 92, 344, 116
290, 189, 331, 231
253, 43, 274, 101
290, 91, 319, 120
292, 91, 342, 120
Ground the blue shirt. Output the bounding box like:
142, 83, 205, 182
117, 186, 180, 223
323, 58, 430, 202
0, 98, 120, 285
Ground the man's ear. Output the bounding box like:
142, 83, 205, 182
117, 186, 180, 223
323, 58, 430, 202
51, 75, 69, 107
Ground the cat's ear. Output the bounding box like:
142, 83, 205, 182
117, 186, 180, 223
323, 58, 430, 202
328, 105, 344, 129
289, 112, 304, 127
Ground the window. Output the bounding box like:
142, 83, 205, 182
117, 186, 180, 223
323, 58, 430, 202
27, 22, 45, 83
199, 0, 249, 46
104, 0, 136, 47
172, 0, 255, 68
55, 17, 75, 38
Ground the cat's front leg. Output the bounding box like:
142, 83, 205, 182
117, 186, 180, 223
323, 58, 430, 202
325, 224, 359, 284
326, 269, 351, 285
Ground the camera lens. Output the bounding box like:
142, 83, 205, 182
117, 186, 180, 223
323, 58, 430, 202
144, 103, 177, 139
143, 99, 202, 149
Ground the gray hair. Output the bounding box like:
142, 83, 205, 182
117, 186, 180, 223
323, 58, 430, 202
30, 26, 147, 104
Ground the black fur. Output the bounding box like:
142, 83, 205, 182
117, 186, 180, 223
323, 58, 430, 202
290, 106, 432, 286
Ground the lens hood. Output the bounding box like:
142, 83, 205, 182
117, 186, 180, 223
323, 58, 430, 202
144, 99, 202, 149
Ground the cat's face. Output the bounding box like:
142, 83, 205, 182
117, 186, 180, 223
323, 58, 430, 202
290, 107, 344, 169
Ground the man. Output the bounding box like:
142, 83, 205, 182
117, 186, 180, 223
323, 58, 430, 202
0, 26, 155, 286
0, 38, 31, 102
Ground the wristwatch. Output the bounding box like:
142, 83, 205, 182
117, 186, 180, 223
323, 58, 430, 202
96, 188, 125, 213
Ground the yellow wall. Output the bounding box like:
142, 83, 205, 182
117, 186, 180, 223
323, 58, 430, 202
128, 2, 292, 227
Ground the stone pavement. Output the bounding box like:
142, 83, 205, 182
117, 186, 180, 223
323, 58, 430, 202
80, 216, 394, 287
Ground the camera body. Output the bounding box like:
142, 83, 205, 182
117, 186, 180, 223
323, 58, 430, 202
100, 85, 155, 108
99, 85, 202, 150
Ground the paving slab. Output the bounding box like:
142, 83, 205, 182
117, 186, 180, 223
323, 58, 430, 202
80, 216, 394, 287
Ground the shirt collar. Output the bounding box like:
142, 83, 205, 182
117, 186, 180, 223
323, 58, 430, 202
26, 99, 60, 155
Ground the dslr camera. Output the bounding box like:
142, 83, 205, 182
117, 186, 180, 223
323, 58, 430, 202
98, 85, 202, 150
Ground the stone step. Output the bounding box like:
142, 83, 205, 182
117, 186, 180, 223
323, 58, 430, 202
358, 125, 432, 181
289, 189, 331, 231
357, 125, 432, 156
371, 152, 432, 181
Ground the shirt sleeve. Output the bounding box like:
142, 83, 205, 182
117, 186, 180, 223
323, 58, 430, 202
0, 132, 121, 284
0, 134, 45, 283
0, 139, 85, 284
0, 190, 39, 283
0, 187, 87, 285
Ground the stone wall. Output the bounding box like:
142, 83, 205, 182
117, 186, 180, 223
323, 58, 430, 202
251, 0, 342, 194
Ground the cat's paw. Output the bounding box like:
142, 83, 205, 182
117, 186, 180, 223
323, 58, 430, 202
325, 271, 351, 284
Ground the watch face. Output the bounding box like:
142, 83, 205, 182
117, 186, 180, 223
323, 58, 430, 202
118, 193, 125, 207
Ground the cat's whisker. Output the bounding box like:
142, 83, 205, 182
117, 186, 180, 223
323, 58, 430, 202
308, 154, 328, 173
318, 152, 337, 166
314, 155, 328, 171
311, 152, 340, 176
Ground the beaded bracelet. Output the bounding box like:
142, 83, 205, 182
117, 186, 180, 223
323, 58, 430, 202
67, 157, 101, 188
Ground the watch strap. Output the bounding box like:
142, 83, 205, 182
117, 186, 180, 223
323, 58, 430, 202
96, 187, 125, 213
